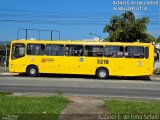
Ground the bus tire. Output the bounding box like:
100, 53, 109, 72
27, 65, 39, 77
96, 68, 109, 79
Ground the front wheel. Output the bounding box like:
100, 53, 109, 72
27, 66, 39, 77
96, 68, 109, 79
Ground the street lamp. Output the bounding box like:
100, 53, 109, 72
89, 33, 101, 41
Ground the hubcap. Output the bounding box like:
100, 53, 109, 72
99, 70, 106, 78
30, 68, 36, 75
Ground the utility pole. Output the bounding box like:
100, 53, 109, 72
5, 43, 7, 71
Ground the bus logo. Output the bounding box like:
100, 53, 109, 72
41, 58, 46, 63
137, 61, 143, 67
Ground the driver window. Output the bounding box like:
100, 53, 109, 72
11, 43, 25, 60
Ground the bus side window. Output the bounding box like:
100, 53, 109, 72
85, 45, 103, 57
45, 44, 64, 56
125, 46, 144, 58
104, 46, 124, 58
27, 44, 45, 55
65, 45, 84, 56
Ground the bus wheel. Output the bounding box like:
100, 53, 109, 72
96, 68, 109, 79
27, 66, 39, 77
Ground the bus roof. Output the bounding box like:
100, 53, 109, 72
11, 40, 153, 46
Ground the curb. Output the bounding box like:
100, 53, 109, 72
150, 77, 160, 80
0, 72, 19, 76
0, 72, 160, 80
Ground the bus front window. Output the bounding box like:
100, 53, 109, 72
11, 43, 25, 60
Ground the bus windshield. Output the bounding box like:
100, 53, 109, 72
11, 43, 25, 59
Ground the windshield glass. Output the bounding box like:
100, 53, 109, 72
11, 43, 25, 59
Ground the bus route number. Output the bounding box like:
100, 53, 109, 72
97, 59, 109, 64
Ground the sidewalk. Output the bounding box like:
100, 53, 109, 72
59, 96, 107, 120
0, 67, 18, 75
0, 67, 8, 72
150, 74, 160, 80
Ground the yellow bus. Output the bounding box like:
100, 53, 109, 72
9, 40, 154, 79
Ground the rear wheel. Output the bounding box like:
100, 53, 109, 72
96, 68, 109, 79
27, 66, 39, 77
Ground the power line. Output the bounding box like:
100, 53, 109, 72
0, 8, 159, 26
0, 14, 159, 19
0, 19, 158, 26
0, 8, 159, 15
0, 8, 116, 15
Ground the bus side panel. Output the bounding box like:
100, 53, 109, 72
44, 56, 107, 75
9, 57, 27, 73
44, 56, 97, 75
43, 56, 69, 74
118, 58, 151, 76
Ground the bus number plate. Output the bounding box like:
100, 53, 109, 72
97, 59, 109, 64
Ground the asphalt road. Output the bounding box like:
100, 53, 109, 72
0, 75, 160, 99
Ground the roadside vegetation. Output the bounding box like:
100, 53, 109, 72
0, 91, 69, 120
103, 11, 160, 43
105, 100, 160, 120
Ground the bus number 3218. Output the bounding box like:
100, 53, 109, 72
97, 59, 109, 64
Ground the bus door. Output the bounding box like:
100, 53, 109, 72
44, 44, 65, 73
9, 43, 26, 72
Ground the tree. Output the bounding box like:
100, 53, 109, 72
103, 37, 110, 41
156, 36, 160, 43
103, 11, 154, 43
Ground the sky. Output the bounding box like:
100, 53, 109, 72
0, 0, 159, 41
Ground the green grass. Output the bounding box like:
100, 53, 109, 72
105, 100, 160, 114
0, 92, 69, 120
0, 91, 13, 96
